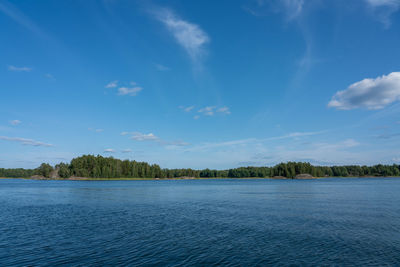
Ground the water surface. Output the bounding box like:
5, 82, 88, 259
1, 178, 400, 266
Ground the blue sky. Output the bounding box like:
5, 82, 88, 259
1, 0, 400, 169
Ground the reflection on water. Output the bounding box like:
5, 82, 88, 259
0, 178, 399, 265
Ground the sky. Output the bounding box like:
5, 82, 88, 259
1, 0, 400, 169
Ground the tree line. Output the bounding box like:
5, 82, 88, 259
1, 155, 400, 179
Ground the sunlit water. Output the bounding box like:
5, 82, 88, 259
1, 178, 400, 266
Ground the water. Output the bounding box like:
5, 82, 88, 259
0, 178, 400, 266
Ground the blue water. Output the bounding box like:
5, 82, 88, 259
0, 178, 400, 266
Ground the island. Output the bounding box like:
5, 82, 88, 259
1, 155, 399, 180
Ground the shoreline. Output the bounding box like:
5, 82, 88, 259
1, 176, 399, 181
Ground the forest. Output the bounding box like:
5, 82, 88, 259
1, 154, 400, 179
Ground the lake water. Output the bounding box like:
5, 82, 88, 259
1, 178, 400, 266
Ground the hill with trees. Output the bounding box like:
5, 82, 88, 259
1, 155, 400, 179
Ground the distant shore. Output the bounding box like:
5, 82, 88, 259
1, 176, 398, 181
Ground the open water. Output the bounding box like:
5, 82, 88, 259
0, 178, 399, 266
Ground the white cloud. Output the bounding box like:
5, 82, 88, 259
105, 80, 118, 88
155, 63, 170, 71
105, 81, 143, 96
118, 86, 143, 96
154, 8, 209, 61
217, 106, 231, 115
122, 149, 132, 153
9, 120, 21, 125
198, 106, 216, 116
130, 132, 159, 141
104, 148, 115, 153
365, 0, 400, 27
121, 131, 189, 148
193, 115, 200, 120
8, 65, 31, 72
0, 136, 53, 147
328, 72, 400, 110
197, 106, 231, 117
392, 157, 400, 162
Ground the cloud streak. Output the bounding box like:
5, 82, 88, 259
105, 80, 118, 88
8, 65, 31, 72
179, 105, 195, 112
118, 87, 143, 96
365, 0, 400, 27
196, 106, 231, 117
198, 106, 216, 116
183, 131, 324, 152
0, 1, 48, 38
88, 128, 104, 133
0, 136, 53, 147
328, 72, 400, 110
129, 132, 159, 141
217, 107, 231, 115
153, 8, 209, 62
246, 0, 305, 20
121, 131, 190, 147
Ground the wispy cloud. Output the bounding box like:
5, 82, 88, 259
88, 128, 104, 133
328, 72, 400, 110
155, 63, 170, 71
245, 0, 305, 20
105, 80, 118, 88
166, 140, 190, 146
197, 106, 231, 117
0, 1, 48, 38
263, 131, 326, 141
365, 0, 400, 27
118, 81, 143, 96
153, 7, 210, 62
105, 80, 143, 96
118, 86, 143, 96
0, 136, 53, 147
217, 106, 231, 115
198, 106, 216, 116
104, 148, 115, 153
9, 120, 21, 125
122, 149, 132, 153
375, 132, 400, 139
128, 132, 159, 141
281, 0, 305, 20
179, 105, 195, 112
8, 65, 31, 72
258, 139, 362, 166
183, 131, 324, 153
121, 131, 189, 148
